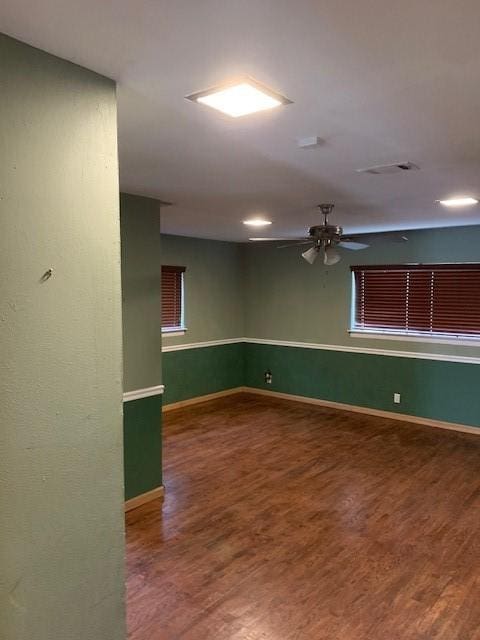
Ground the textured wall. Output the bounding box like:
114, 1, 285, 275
121, 193, 162, 391
245, 343, 480, 427
121, 194, 163, 500
163, 343, 245, 405
160, 234, 244, 406
161, 234, 244, 347
123, 395, 163, 500
159, 227, 480, 420
242, 225, 480, 426
244, 224, 480, 359
0, 35, 125, 640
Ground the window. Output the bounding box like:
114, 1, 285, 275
351, 264, 480, 340
161, 265, 186, 333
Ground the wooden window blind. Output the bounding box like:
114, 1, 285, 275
162, 265, 185, 329
351, 264, 480, 336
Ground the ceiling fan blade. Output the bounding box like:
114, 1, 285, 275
345, 231, 408, 244
338, 240, 369, 251
249, 237, 296, 242
277, 240, 313, 249
386, 232, 408, 243
249, 237, 309, 242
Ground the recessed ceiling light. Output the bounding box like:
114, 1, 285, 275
249, 237, 286, 241
243, 218, 272, 227
186, 78, 292, 118
438, 197, 478, 207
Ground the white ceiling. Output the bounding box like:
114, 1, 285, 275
2, 0, 480, 240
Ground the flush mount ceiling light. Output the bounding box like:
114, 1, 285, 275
186, 78, 292, 118
249, 237, 286, 241
438, 197, 478, 207
243, 218, 272, 227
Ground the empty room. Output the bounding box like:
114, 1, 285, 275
1, 2, 479, 640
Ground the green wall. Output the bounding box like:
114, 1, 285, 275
243, 225, 480, 428
245, 343, 480, 427
0, 34, 125, 640
121, 193, 162, 392
120, 193, 163, 499
123, 395, 163, 500
161, 234, 244, 347
160, 234, 244, 405
121, 233, 244, 497
159, 228, 480, 427
244, 224, 480, 359
163, 343, 244, 405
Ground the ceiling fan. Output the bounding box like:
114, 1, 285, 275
250, 204, 408, 265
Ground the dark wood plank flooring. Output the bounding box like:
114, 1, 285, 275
126, 394, 480, 640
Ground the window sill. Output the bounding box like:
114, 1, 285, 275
349, 330, 480, 347
162, 327, 187, 338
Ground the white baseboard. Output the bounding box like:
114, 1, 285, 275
125, 486, 165, 512
162, 387, 246, 412
159, 385, 478, 436
244, 387, 479, 436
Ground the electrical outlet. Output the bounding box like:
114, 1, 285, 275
394, 393, 401, 404
264, 370, 273, 384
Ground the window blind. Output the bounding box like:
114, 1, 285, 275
351, 264, 480, 336
162, 265, 185, 329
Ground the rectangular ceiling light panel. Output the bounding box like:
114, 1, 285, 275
186, 78, 292, 118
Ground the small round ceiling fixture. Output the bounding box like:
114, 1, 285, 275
243, 218, 272, 227
438, 196, 478, 207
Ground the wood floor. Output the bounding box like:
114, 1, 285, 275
126, 394, 480, 640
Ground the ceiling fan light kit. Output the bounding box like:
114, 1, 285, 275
324, 245, 341, 265
301, 242, 340, 266
301, 246, 319, 264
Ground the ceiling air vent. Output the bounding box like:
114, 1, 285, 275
357, 162, 420, 175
